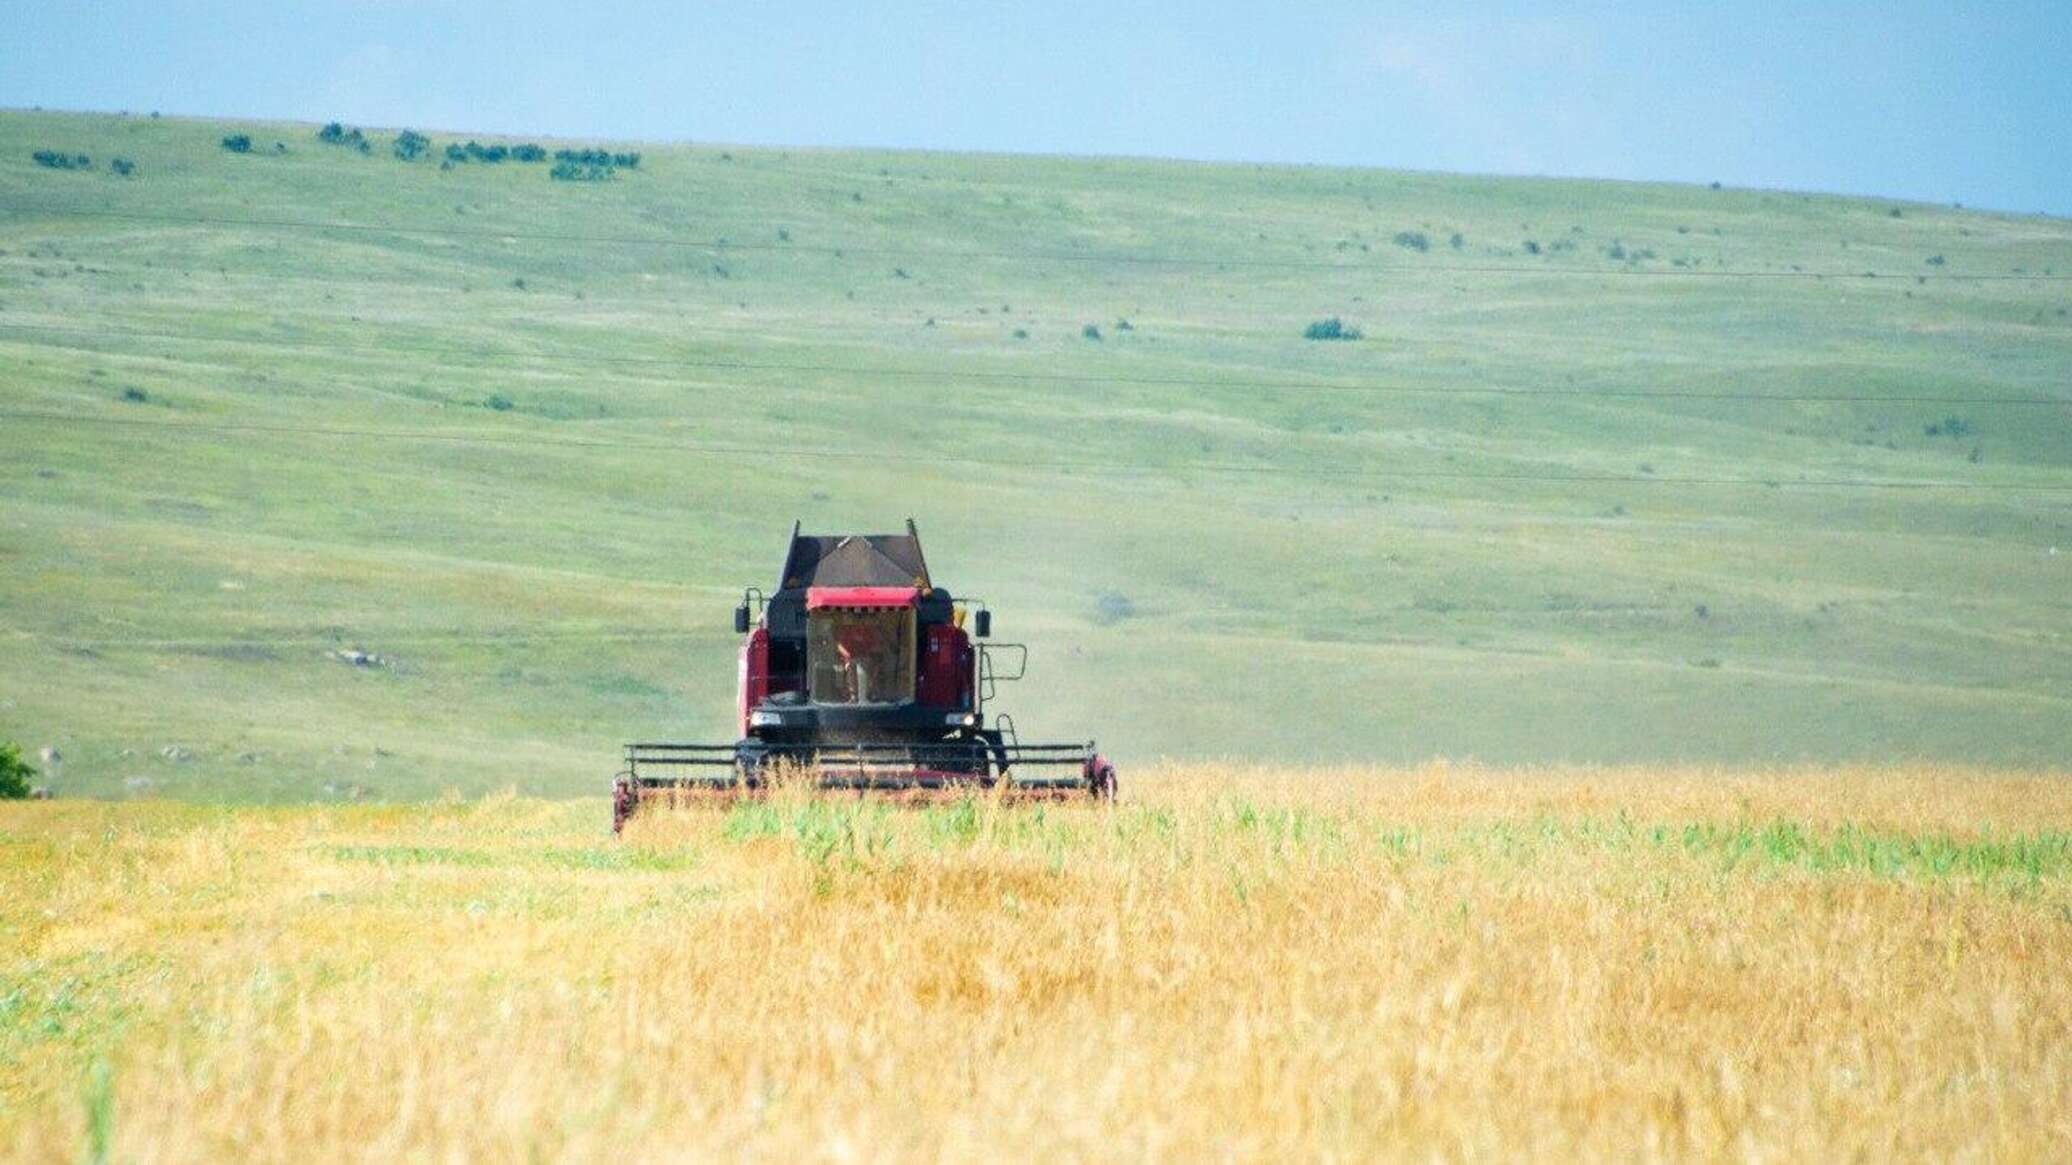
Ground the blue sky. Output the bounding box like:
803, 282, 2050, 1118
4, 1, 2066, 213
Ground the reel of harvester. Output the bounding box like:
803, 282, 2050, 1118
614, 521, 1116, 832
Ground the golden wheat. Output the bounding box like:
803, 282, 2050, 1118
2, 763, 2068, 1161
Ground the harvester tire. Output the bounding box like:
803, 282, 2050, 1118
1088, 757, 1117, 801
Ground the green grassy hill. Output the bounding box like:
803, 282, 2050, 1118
2, 108, 2068, 799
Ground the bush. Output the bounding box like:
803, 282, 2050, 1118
1094, 591, 1136, 625
1081, 324, 1102, 341
221, 134, 252, 153
1448, 232, 1465, 250
484, 393, 515, 411
510, 144, 547, 163
441, 141, 513, 165
546, 147, 641, 170
1926, 254, 1946, 266
0, 742, 34, 800
31, 150, 91, 170
120, 385, 149, 403
1925, 415, 1972, 438
1523, 239, 1540, 255
317, 122, 370, 152
393, 130, 431, 161
1392, 230, 1430, 252
1303, 317, 1361, 341
110, 157, 136, 176
549, 160, 613, 182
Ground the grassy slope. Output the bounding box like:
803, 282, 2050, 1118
0, 109, 2068, 799
2, 767, 2068, 1158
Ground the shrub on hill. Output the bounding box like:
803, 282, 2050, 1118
31, 150, 91, 170
1094, 591, 1136, 624
549, 161, 613, 183
221, 134, 252, 154
1392, 230, 1429, 252
1303, 317, 1362, 341
317, 123, 371, 153
1082, 323, 1102, 341
551, 147, 641, 170
445, 141, 514, 164
393, 131, 431, 161
0, 742, 34, 800
110, 157, 136, 176
510, 144, 547, 163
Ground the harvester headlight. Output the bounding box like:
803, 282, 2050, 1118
945, 713, 976, 726
749, 711, 782, 727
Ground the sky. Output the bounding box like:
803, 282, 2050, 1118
3, 1, 2066, 214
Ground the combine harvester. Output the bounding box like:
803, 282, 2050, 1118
614, 522, 1115, 831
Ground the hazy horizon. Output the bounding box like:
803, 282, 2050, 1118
4, 3, 2068, 213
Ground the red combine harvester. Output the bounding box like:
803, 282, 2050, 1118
614, 521, 1115, 831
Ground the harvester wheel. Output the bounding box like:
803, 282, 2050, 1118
1087, 756, 1117, 801
611, 775, 637, 835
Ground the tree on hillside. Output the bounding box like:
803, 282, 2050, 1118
1303, 317, 1362, 341
393, 130, 431, 161
318, 122, 371, 153
0, 742, 34, 800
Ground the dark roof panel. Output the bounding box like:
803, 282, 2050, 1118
780, 531, 930, 590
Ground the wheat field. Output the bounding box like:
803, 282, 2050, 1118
3, 764, 2069, 1161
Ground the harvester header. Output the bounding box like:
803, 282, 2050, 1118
614, 521, 1114, 830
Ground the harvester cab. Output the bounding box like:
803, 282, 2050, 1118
615, 520, 1115, 830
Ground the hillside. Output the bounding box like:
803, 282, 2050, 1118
1, 108, 2068, 799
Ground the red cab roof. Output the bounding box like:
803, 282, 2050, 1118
806, 585, 920, 610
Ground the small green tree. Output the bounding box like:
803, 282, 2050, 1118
0, 742, 34, 799
393, 130, 431, 161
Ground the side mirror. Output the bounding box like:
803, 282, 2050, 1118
733, 604, 751, 634
974, 609, 992, 638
